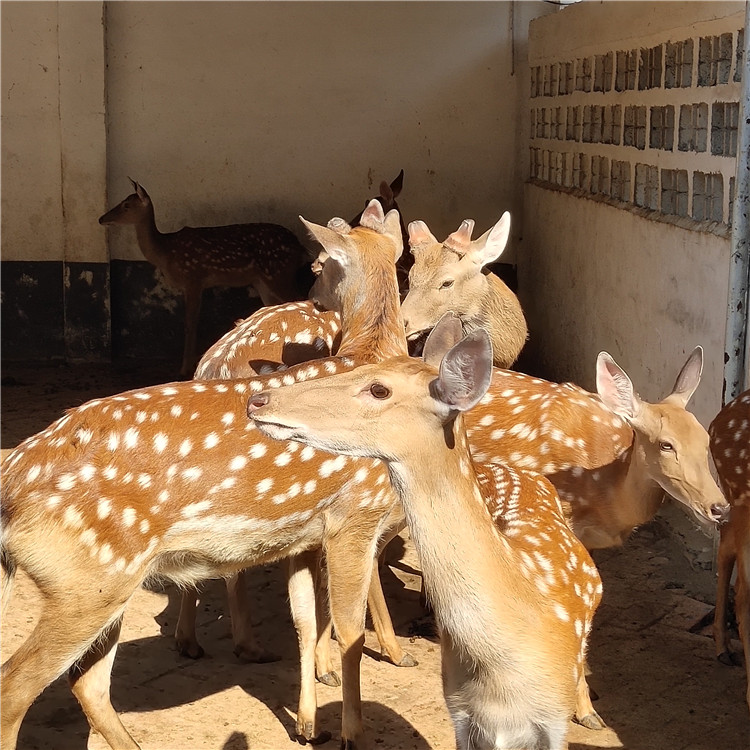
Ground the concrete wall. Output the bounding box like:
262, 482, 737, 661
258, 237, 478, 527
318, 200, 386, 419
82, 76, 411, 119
1, 0, 555, 363
521, 1, 745, 430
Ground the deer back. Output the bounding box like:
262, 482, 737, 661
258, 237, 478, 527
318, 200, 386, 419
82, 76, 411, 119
710, 389, 750, 507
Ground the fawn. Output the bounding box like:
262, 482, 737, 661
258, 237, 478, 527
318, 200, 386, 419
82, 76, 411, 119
710, 388, 750, 712
248, 315, 602, 750
99, 180, 313, 376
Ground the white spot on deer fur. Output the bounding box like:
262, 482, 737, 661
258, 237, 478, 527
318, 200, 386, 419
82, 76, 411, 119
193, 384, 207, 392
57, 473, 76, 491
154, 433, 168, 452
134, 392, 151, 400
161, 387, 178, 396
171, 404, 183, 417
64, 506, 84, 528
75, 428, 93, 446
122, 508, 136, 527
138, 473, 152, 488
46, 494, 62, 508
107, 432, 120, 451
268, 378, 282, 389
553, 603, 570, 622
113, 408, 124, 420
257, 477, 274, 494
124, 428, 139, 448
98, 498, 112, 519
183, 467, 203, 481
249, 380, 264, 393
275, 452, 292, 467
136, 411, 147, 424
183, 500, 212, 518
320, 455, 346, 477
222, 412, 235, 426
300, 446, 316, 461
304, 479, 317, 495
103, 464, 117, 480
99, 544, 114, 564
233, 383, 247, 394
80, 528, 97, 547
249, 443, 267, 459
215, 384, 228, 393
230, 455, 248, 471
179, 439, 192, 457
26, 464, 41, 483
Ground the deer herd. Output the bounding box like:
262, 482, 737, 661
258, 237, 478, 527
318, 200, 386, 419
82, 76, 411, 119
1, 175, 747, 750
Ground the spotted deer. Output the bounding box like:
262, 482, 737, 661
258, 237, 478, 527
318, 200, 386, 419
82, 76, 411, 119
98, 180, 313, 377
401, 213, 528, 368
0, 200, 412, 750
710, 388, 750, 712
248, 316, 602, 750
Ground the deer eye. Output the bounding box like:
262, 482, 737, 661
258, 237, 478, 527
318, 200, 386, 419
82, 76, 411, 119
370, 383, 391, 399
659, 441, 674, 452
440, 279, 454, 289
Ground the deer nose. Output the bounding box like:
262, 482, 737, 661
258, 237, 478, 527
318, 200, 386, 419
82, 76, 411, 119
247, 392, 270, 417
710, 502, 730, 523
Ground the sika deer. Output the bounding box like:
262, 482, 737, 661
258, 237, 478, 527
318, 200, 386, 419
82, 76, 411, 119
401, 213, 528, 368
710, 389, 750, 712
0, 200, 409, 750
349, 169, 412, 293
99, 180, 313, 377
248, 317, 602, 750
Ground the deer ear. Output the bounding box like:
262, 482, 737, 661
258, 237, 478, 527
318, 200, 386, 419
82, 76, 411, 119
596, 352, 641, 422
408, 220, 437, 251
468, 212, 511, 266
383, 209, 404, 262
131, 180, 149, 202
359, 198, 386, 229
299, 217, 350, 266
668, 346, 703, 407
389, 169, 404, 199
379, 180, 394, 204
422, 312, 464, 367
431, 328, 493, 414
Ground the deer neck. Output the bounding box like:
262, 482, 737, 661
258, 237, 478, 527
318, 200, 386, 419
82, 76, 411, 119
387, 417, 531, 658
132, 205, 167, 265
624, 435, 668, 523
336, 270, 407, 361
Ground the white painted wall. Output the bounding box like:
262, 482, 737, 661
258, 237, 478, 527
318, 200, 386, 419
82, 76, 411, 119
1, 2, 106, 263
102, 1, 554, 262
520, 1, 745, 430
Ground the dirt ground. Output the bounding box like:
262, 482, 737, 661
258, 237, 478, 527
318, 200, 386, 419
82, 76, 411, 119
2, 360, 749, 750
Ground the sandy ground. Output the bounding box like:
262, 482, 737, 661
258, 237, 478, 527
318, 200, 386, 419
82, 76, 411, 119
2, 360, 749, 750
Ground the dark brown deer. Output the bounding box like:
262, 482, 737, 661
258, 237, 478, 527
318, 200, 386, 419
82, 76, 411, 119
98, 180, 313, 376
710, 388, 750, 713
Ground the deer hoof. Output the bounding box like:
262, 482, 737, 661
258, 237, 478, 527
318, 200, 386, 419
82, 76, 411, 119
383, 650, 418, 668
575, 711, 606, 730
317, 670, 341, 687
718, 650, 743, 667
294, 722, 331, 745
176, 640, 205, 660
233, 644, 281, 664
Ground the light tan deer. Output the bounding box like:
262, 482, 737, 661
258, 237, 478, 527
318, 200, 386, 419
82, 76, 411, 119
710, 388, 750, 712
98, 180, 314, 377
0, 200, 411, 750
248, 317, 602, 750
401, 213, 528, 368
349, 169, 412, 293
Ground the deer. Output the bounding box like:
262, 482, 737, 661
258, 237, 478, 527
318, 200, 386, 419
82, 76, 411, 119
0, 199, 416, 750
98, 180, 314, 377
400, 213, 528, 368
247, 315, 603, 750
349, 169, 412, 294
710, 388, 750, 712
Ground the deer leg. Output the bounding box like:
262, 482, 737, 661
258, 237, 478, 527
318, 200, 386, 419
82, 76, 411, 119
367, 527, 418, 668
313, 558, 340, 687
175, 586, 205, 659
180, 284, 203, 378
227, 570, 280, 663
68, 615, 140, 750
1, 600, 134, 750
573, 665, 605, 730
325, 531, 378, 750
714, 520, 740, 666
287, 550, 331, 743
